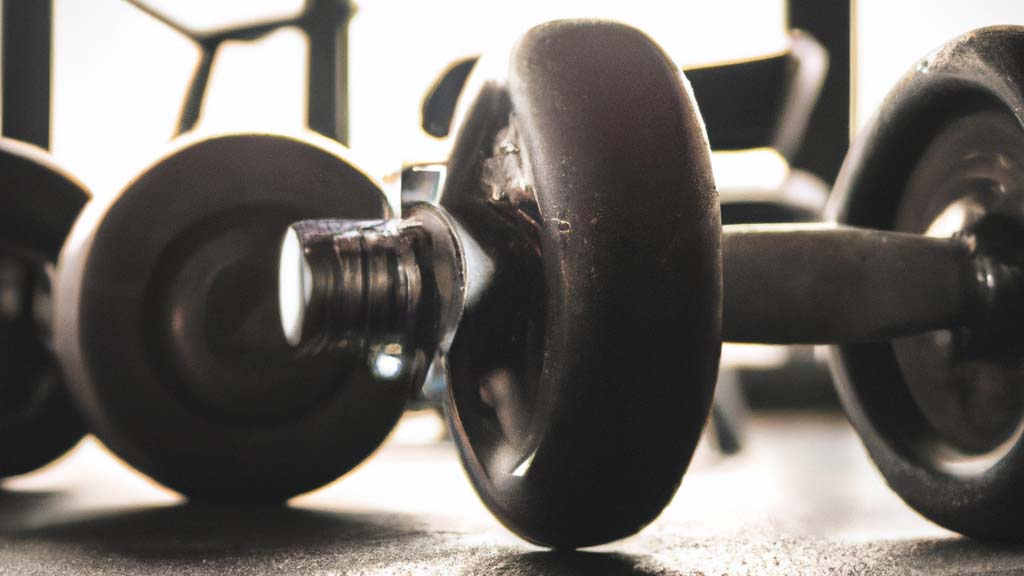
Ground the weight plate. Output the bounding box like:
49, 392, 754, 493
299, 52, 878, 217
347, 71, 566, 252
55, 133, 409, 501
0, 138, 88, 477
439, 21, 721, 547
828, 26, 1024, 540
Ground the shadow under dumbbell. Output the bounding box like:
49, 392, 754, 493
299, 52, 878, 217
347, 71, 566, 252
4, 502, 427, 561
0, 487, 68, 521
1, 418, 1024, 573
473, 551, 664, 576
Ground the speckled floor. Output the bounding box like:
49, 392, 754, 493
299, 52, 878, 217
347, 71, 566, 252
1, 412, 1022, 575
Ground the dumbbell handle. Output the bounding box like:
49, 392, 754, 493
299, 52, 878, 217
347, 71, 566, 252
285, 220, 1005, 350
722, 223, 981, 344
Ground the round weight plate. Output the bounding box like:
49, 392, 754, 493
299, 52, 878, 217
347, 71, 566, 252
55, 133, 410, 501
439, 21, 721, 548
0, 138, 88, 477
828, 27, 1024, 540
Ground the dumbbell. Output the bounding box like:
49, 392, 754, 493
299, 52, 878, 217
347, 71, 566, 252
272, 20, 793, 547
278, 20, 1024, 548
0, 139, 88, 476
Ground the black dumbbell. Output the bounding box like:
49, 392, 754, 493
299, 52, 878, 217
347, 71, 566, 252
0, 139, 88, 477
280, 19, 715, 549
279, 21, 1024, 548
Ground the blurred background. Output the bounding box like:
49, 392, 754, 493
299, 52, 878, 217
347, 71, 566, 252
46, 0, 787, 200
15, 0, 1019, 204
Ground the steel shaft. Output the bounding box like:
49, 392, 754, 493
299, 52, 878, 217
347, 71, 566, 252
722, 223, 979, 343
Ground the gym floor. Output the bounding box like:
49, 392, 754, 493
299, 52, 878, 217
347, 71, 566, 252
2, 413, 1021, 575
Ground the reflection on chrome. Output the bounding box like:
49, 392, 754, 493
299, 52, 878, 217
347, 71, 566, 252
371, 349, 405, 381
278, 226, 312, 347
450, 217, 494, 309
925, 198, 984, 239
512, 449, 537, 477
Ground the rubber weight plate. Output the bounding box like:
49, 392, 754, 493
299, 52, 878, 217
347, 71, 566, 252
829, 26, 1024, 541
439, 21, 722, 548
55, 133, 413, 501
0, 138, 88, 477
